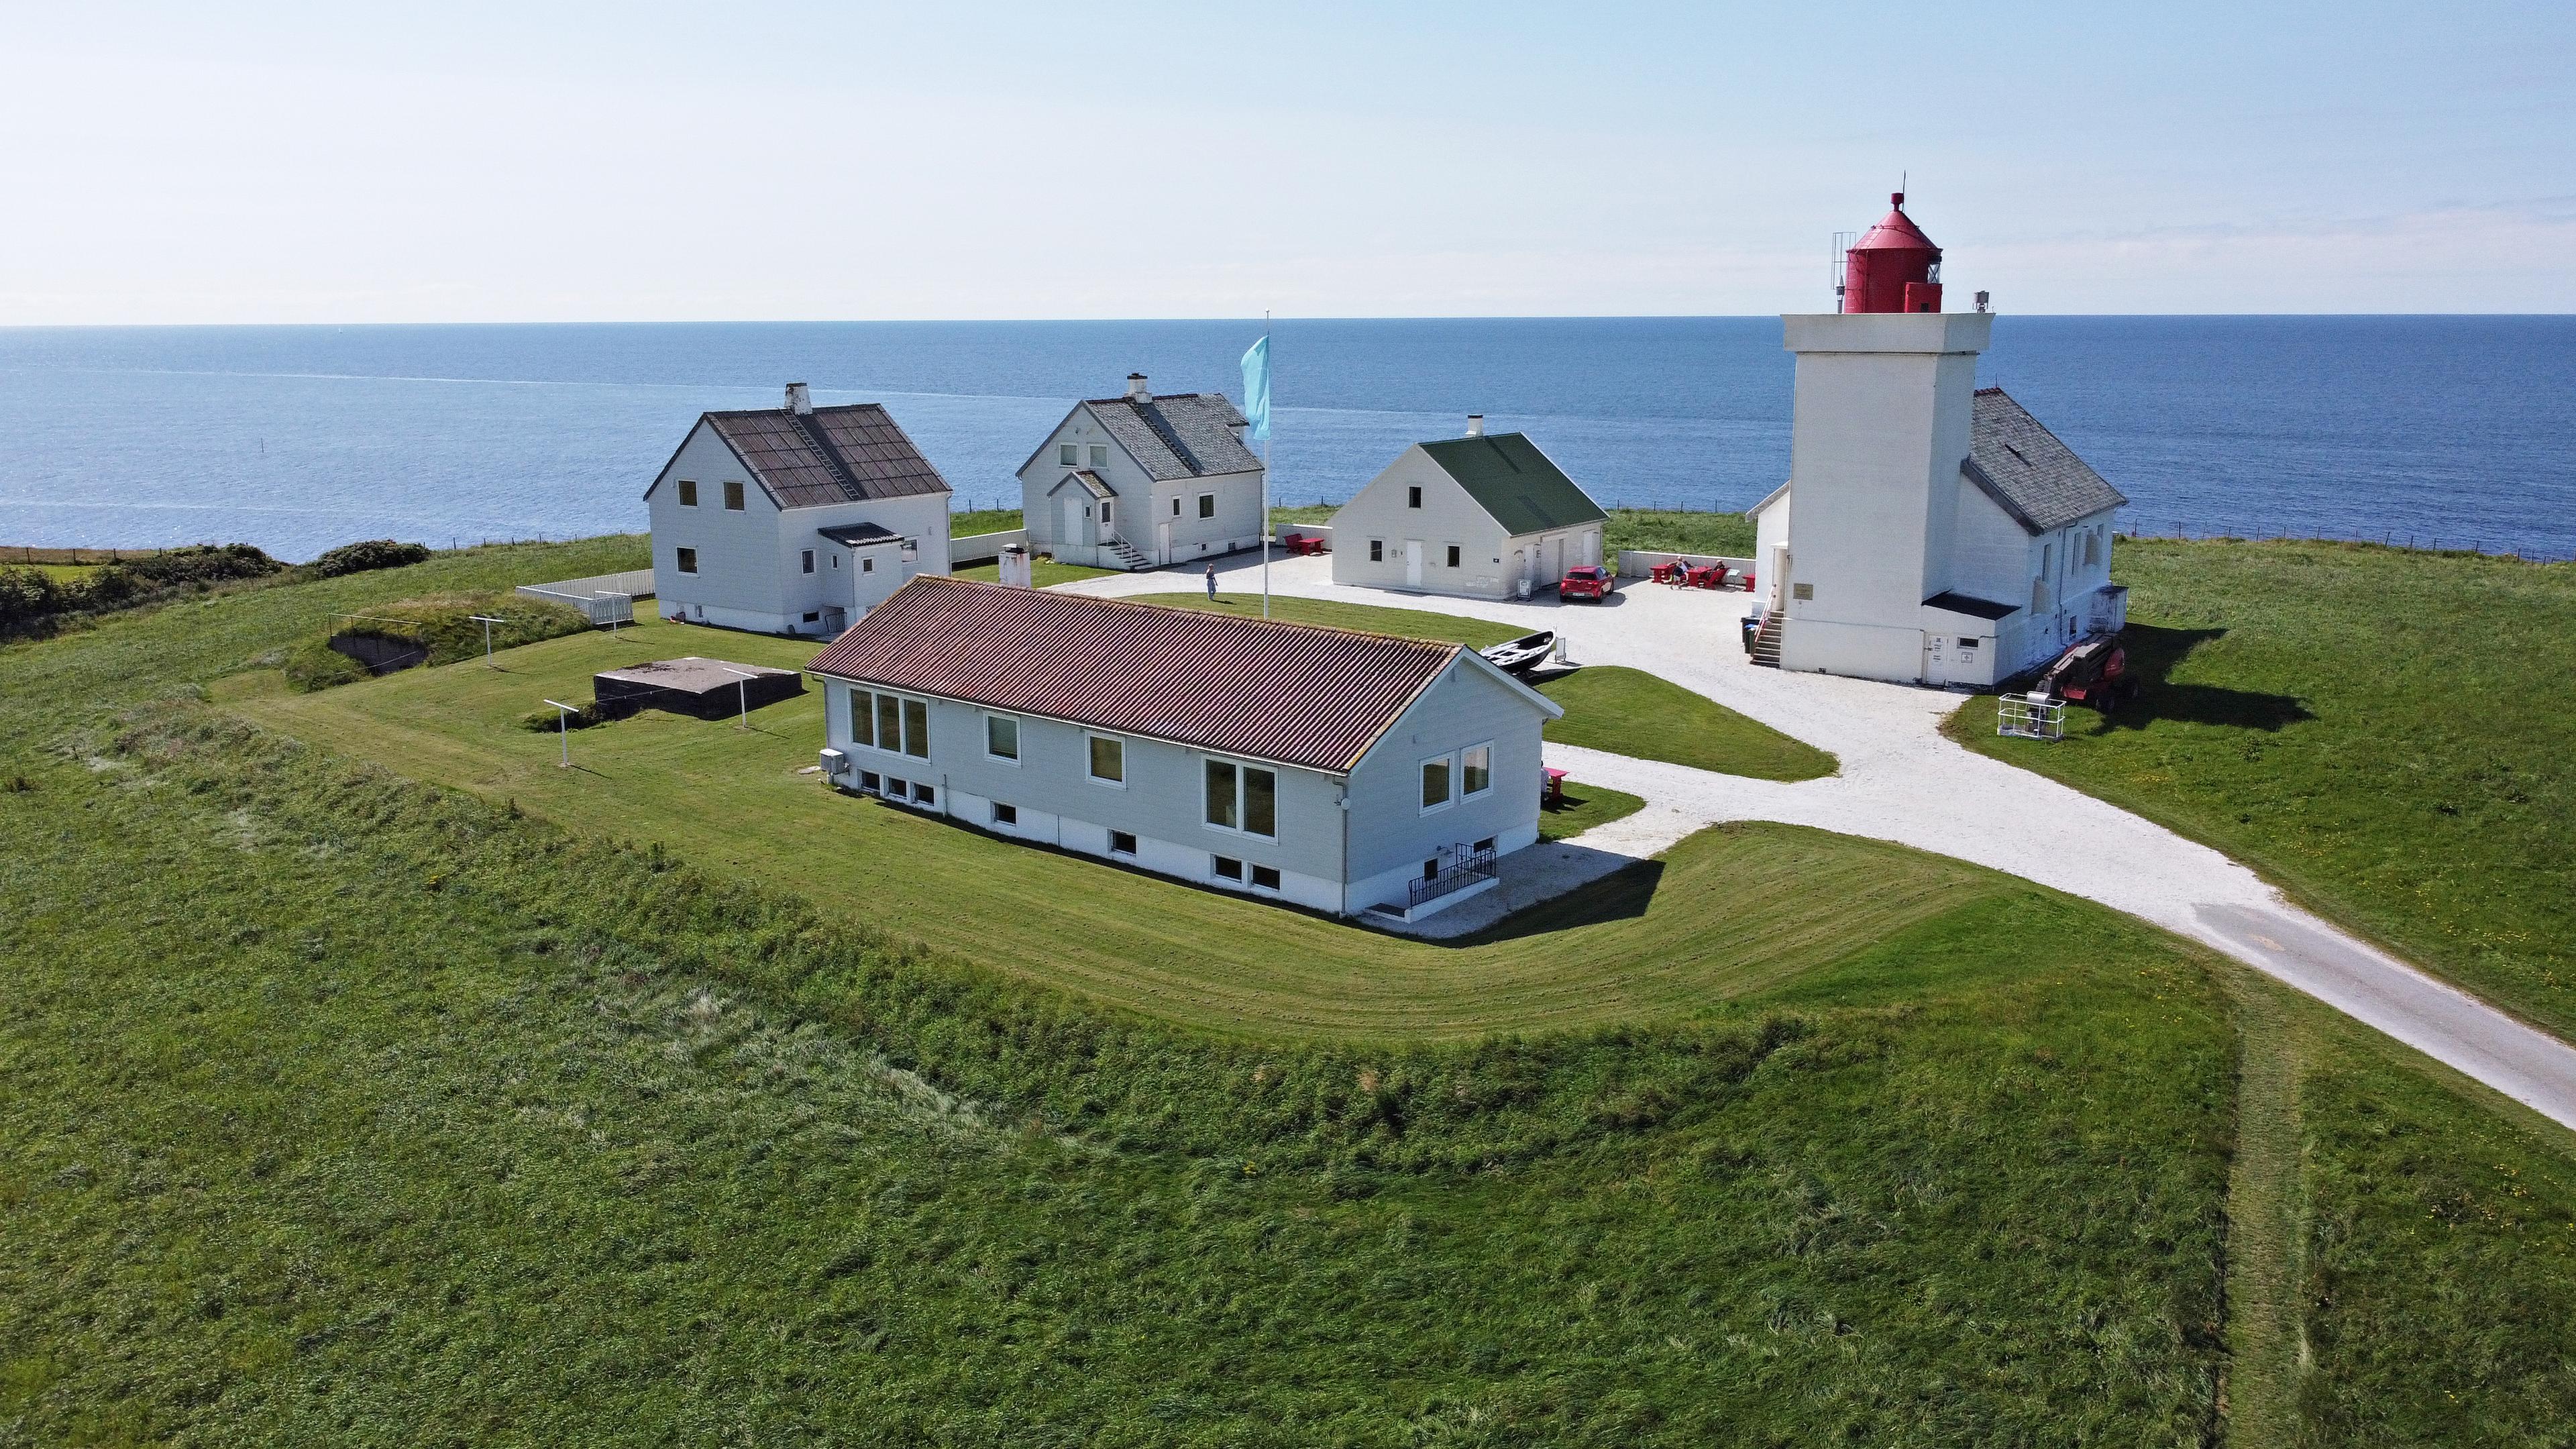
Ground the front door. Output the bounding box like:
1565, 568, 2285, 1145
1768, 545, 1791, 613
1922, 635, 1948, 687
1546, 535, 1564, 582
1404, 539, 1424, 588
1061, 496, 1083, 550
1157, 521, 1172, 566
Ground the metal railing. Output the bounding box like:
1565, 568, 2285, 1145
1407, 845, 1497, 909
1997, 692, 2065, 742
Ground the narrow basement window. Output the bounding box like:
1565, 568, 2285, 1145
1250, 864, 1281, 890
1110, 830, 1138, 857
1212, 855, 1242, 881
991, 801, 1017, 826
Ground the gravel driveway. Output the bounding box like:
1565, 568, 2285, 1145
1065, 552, 2576, 1129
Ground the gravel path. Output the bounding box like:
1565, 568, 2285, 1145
1066, 553, 2576, 1128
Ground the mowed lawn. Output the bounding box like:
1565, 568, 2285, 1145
237, 619, 1943, 1039
1948, 539, 2576, 1040
1169, 592, 1837, 782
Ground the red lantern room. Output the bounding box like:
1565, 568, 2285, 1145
1842, 193, 1943, 314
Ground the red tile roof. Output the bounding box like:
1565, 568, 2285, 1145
807, 578, 1464, 773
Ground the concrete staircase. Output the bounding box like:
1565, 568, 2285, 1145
1749, 612, 1785, 667
1106, 538, 1151, 571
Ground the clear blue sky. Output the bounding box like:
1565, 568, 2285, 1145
3, 1, 2569, 322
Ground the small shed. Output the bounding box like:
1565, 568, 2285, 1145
1330, 422, 1607, 599
592, 657, 804, 720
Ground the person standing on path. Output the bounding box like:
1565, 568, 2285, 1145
1205, 563, 1218, 600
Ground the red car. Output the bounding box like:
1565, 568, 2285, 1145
1558, 564, 1615, 602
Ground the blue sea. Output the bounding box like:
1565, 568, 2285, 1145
1, 317, 2569, 562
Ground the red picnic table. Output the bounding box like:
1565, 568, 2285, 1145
1542, 767, 1568, 806
1282, 535, 1328, 556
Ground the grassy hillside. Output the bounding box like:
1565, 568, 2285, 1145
1948, 538, 2576, 1040
5, 534, 2573, 1442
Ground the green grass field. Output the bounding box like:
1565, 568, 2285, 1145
1167, 592, 1835, 782
1948, 538, 2576, 1040
1538, 781, 1644, 841
950, 557, 1125, 587
5, 534, 2575, 1441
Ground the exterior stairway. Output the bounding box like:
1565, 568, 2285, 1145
1105, 538, 1151, 571
1749, 611, 1785, 667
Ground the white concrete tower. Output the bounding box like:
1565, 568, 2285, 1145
1770, 309, 1992, 681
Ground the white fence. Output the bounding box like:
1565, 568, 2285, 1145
517, 568, 651, 627
951, 529, 1028, 567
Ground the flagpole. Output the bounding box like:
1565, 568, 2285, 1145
1260, 310, 1272, 619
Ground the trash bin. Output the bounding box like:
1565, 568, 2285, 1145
1740, 613, 1762, 655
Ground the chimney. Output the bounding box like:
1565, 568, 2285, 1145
1465, 414, 1485, 437
785, 382, 813, 415
1126, 372, 1150, 402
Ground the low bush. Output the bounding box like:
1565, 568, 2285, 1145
284, 591, 592, 691
311, 538, 432, 577
0, 544, 284, 637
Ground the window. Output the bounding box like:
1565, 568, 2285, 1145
1958, 636, 1980, 651
1473, 836, 1495, 854
1422, 859, 1440, 881
1197, 492, 1216, 519
1421, 755, 1453, 810
1201, 760, 1278, 837
1369, 539, 1383, 562
1088, 735, 1124, 784
802, 611, 820, 624
991, 801, 1018, 826
885, 777, 907, 797
1462, 743, 1492, 797
2084, 529, 2102, 566
1250, 864, 1281, 890
1212, 855, 1242, 881
912, 782, 935, 806
1059, 443, 1078, 467
1090, 444, 1109, 469
723, 480, 745, 511
802, 549, 815, 574
1110, 830, 1138, 857
1446, 544, 1461, 568
859, 770, 879, 792
1407, 486, 1422, 508
1171, 497, 1182, 517
1101, 500, 1114, 527
678, 479, 699, 506
902, 699, 928, 759
875, 693, 901, 753
831, 554, 840, 569
862, 556, 875, 573
985, 714, 1019, 761
851, 687, 874, 748
674, 547, 698, 574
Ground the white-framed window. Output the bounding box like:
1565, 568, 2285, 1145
1250, 863, 1281, 891
723, 480, 746, 511
1369, 539, 1383, 561
1059, 443, 1079, 467
991, 801, 1018, 826
1421, 754, 1453, 812
675, 547, 698, 574
802, 549, 815, 574
677, 479, 699, 506
1461, 742, 1493, 798
985, 712, 1020, 761
1089, 444, 1109, 469
1197, 492, 1216, 519
856, 689, 930, 758
1102, 500, 1114, 527
1110, 830, 1138, 856
1202, 757, 1277, 838
862, 556, 875, 573
1087, 733, 1125, 785
1212, 855, 1242, 881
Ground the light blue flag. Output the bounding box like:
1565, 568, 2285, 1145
1238, 332, 1271, 442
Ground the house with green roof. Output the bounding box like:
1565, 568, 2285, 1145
1329, 418, 1609, 600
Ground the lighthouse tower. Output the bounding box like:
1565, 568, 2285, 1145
1754, 192, 1994, 682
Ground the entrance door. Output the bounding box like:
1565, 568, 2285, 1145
1061, 496, 1083, 550
1157, 521, 1171, 566
1922, 635, 1948, 687
1546, 535, 1564, 582
1768, 546, 1791, 613
1404, 539, 1424, 588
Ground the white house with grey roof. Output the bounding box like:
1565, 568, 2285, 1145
1750, 313, 2127, 687
808, 576, 1561, 920
1330, 419, 1607, 598
1015, 374, 1265, 570
646, 384, 953, 635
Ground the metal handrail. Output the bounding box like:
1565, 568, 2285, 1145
1407, 846, 1498, 908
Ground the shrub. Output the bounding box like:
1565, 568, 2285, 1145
0, 545, 283, 637
311, 539, 432, 578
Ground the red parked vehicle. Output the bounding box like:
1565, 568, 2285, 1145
1558, 564, 1615, 602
